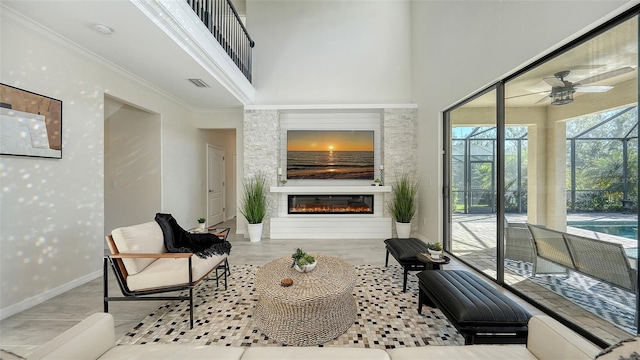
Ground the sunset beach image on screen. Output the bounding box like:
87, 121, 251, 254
287, 130, 374, 179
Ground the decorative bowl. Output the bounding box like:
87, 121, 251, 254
294, 261, 317, 273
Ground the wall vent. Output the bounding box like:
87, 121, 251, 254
187, 78, 210, 88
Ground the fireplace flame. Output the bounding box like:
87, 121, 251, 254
290, 204, 371, 214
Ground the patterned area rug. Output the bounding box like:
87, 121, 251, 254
117, 264, 465, 348
504, 259, 636, 334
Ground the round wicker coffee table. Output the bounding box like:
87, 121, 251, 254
253, 254, 357, 346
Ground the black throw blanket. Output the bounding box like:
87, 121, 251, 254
155, 213, 231, 259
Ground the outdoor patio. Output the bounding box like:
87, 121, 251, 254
451, 212, 638, 344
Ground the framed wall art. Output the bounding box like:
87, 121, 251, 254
0, 84, 62, 159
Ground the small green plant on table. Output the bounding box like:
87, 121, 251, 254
291, 248, 315, 268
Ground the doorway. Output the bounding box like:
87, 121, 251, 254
207, 144, 225, 226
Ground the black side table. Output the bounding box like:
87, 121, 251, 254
416, 252, 450, 270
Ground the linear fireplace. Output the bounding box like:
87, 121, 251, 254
288, 194, 374, 214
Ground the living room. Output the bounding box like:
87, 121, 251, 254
1, 0, 638, 358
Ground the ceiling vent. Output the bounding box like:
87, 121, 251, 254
187, 78, 210, 88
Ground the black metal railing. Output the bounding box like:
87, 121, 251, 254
186, 0, 255, 82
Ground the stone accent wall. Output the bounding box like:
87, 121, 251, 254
382, 108, 419, 235
242, 109, 279, 236
242, 106, 418, 238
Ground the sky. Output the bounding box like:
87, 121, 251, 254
287, 130, 374, 152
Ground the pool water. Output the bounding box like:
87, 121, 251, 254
568, 221, 638, 240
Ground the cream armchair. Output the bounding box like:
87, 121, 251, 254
104, 221, 230, 329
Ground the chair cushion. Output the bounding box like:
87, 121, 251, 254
126, 253, 227, 291
111, 221, 165, 275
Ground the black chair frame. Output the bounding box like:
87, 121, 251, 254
103, 245, 229, 329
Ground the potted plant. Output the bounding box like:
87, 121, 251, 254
197, 217, 206, 230
387, 171, 419, 238
291, 248, 316, 273
427, 242, 443, 259
239, 172, 268, 242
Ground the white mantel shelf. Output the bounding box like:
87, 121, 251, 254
270, 186, 391, 193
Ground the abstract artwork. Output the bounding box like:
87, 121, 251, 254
0, 84, 62, 159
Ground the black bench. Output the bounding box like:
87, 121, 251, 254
417, 270, 531, 345
384, 238, 431, 292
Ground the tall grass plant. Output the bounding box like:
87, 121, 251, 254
239, 173, 268, 224
388, 171, 419, 223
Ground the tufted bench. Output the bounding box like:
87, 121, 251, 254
417, 270, 531, 345
384, 238, 431, 292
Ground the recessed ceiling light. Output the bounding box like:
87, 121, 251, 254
92, 23, 114, 35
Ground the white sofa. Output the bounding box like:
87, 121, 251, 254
28, 313, 602, 360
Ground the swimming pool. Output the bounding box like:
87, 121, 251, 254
568, 221, 638, 240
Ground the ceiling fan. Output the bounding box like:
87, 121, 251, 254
511, 66, 635, 105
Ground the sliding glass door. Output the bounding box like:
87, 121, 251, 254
444, 12, 639, 346
448, 89, 498, 279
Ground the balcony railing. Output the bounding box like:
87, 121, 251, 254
186, 0, 255, 82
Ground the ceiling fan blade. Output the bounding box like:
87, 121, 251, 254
535, 94, 550, 104
543, 76, 565, 87
506, 90, 550, 99
574, 85, 613, 93
576, 66, 635, 85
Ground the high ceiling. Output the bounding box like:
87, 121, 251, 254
2, 0, 246, 111
466, 16, 638, 109
2, 1, 636, 111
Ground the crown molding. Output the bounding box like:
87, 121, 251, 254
0, 4, 195, 111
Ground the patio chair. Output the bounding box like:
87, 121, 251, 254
504, 220, 535, 263
505, 220, 566, 275
564, 232, 636, 292
103, 221, 230, 329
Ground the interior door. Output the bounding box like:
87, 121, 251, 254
207, 145, 225, 226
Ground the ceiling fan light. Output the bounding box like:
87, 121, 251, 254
551, 89, 575, 105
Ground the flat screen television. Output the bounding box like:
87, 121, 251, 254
287, 130, 374, 180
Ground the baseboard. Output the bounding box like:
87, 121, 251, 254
0, 269, 102, 321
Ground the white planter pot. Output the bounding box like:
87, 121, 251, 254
248, 223, 263, 243
428, 249, 443, 259
294, 261, 317, 273
198, 223, 206, 230
395, 221, 411, 238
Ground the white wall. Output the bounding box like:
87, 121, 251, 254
104, 101, 162, 236
0, 12, 218, 317
247, 0, 412, 104
410, 0, 635, 243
